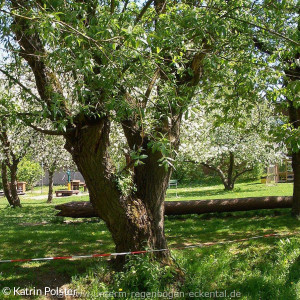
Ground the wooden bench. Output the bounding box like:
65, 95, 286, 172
55, 190, 79, 197
0, 190, 25, 196
68, 181, 87, 192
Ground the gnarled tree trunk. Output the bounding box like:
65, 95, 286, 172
286, 65, 300, 217
64, 117, 172, 265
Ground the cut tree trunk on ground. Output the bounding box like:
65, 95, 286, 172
55, 196, 293, 218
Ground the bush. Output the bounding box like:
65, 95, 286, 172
172, 159, 220, 185
17, 157, 44, 190
238, 164, 265, 182
112, 255, 176, 293
70, 256, 179, 299
172, 160, 203, 182
172, 159, 265, 185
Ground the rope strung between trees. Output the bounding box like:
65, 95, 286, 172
0, 232, 298, 264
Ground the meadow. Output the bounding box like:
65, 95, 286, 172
0, 181, 299, 299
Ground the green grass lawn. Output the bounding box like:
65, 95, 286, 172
0, 181, 299, 299
166, 181, 293, 200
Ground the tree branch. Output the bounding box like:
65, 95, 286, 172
10, 0, 71, 120
26, 123, 66, 136
227, 15, 300, 46
0, 130, 12, 168
252, 37, 273, 55
201, 162, 227, 183
121, 0, 130, 13
135, 0, 154, 25
111, 0, 115, 14
143, 68, 160, 107
233, 168, 253, 182
0, 68, 42, 103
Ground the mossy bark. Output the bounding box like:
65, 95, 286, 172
64, 118, 172, 266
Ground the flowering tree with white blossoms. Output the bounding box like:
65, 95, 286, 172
0, 82, 40, 206
179, 104, 286, 190
0, 117, 37, 207
33, 134, 74, 203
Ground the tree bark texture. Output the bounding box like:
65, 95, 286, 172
286, 63, 300, 217
47, 169, 54, 203
10, 161, 21, 207
55, 196, 293, 218
1, 162, 21, 208
1, 162, 14, 206
64, 118, 172, 263
291, 151, 300, 217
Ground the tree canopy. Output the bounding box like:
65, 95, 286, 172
0, 0, 299, 262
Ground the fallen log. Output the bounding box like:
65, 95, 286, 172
55, 201, 96, 218
55, 196, 293, 218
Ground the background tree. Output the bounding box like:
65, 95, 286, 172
17, 156, 43, 191
180, 100, 286, 190
245, 0, 300, 216
33, 134, 74, 203
0, 117, 36, 207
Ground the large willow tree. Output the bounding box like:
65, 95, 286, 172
0, 0, 298, 264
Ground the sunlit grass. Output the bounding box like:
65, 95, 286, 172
166, 181, 293, 200
0, 181, 298, 299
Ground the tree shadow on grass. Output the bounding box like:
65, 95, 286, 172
0, 218, 114, 293
226, 276, 297, 300
165, 210, 300, 246
0, 259, 107, 293
287, 254, 300, 287
0, 197, 298, 295
225, 246, 300, 299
